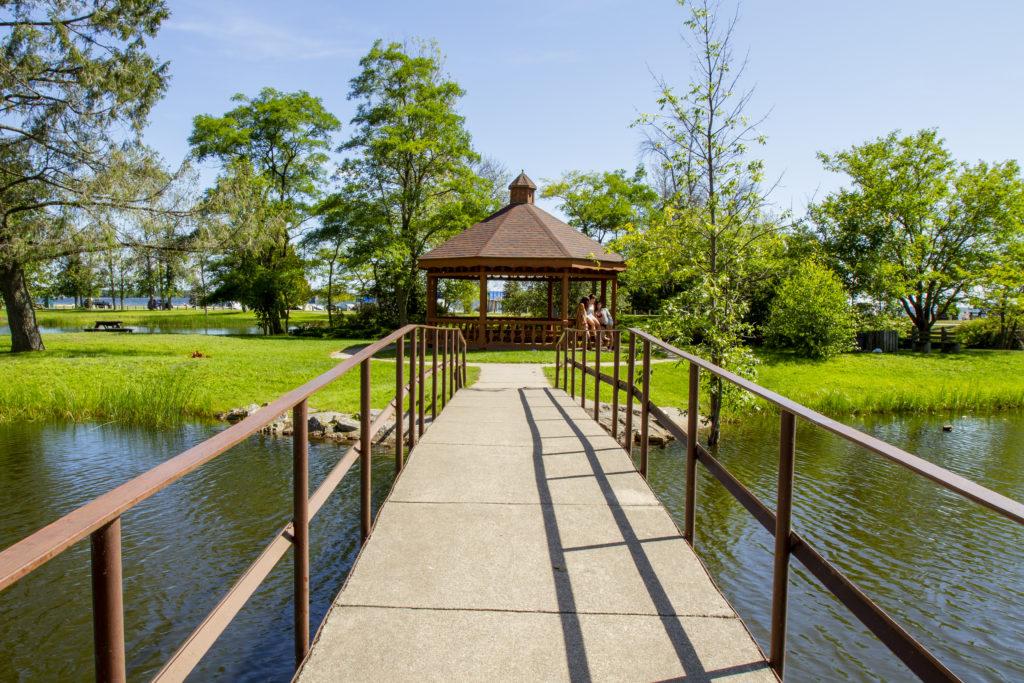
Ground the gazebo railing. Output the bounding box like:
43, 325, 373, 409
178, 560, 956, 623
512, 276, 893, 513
554, 327, 1023, 681
434, 315, 562, 349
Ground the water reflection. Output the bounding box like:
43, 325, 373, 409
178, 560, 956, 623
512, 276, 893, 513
0, 422, 394, 682
644, 412, 1024, 682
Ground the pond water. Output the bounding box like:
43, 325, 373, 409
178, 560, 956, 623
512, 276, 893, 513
0, 422, 395, 682
0, 324, 266, 336
643, 411, 1023, 682
0, 412, 1020, 681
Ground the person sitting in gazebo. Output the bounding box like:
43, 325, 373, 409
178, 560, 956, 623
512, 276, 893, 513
575, 297, 599, 343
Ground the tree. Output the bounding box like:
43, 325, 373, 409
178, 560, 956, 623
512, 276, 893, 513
764, 262, 857, 359
812, 129, 1024, 347
541, 168, 659, 243
190, 88, 339, 333
971, 234, 1024, 349
339, 39, 488, 326
630, 0, 780, 443
1, 0, 171, 350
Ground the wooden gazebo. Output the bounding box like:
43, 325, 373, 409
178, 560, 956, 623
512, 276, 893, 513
419, 171, 626, 349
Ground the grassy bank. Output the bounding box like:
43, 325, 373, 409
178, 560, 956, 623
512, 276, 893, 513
0, 332, 478, 426
542, 349, 1024, 417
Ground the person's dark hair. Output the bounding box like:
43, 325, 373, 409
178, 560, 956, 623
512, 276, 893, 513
578, 297, 588, 305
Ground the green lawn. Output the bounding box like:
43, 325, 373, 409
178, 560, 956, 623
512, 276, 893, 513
544, 349, 1024, 417
0, 332, 477, 426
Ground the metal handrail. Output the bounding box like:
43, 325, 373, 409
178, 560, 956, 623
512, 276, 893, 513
555, 327, 1023, 681
0, 324, 469, 683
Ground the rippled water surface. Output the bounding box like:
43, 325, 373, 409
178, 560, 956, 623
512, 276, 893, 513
644, 411, 1024, 682
0, 422, 394, 682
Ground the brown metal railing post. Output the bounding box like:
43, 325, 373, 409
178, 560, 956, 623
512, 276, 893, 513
593, 334, 601, 421
409, 328, 417, 450
639, 339, 651, 478
581, 332, 588, 410
395, 333, 405, 472
292, 399, 309, 667
555, 335, 561, 387
360, 359, 372, 542
419, 330, 426, 436
461, 334, 467, 387
570, 329, 577, 398
684, 363, 699, 542
770, 410, 797, 676
611, 332, 620, 440
624, 333, 635, 454
431, 329, 438, 421
562, 333, 569, 391
441, 329, 448, 409
449, 329, 456, 397
91, 518, 126, 683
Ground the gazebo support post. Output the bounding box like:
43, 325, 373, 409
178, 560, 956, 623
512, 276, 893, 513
611, 278, 618, 328
546, 279, 553, 319
426, 275, 437, 324
478, 270, 487, 348
560, 271, 569, 332
601, 279, 607, 308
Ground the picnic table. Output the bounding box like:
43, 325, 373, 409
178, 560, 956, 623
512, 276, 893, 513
84, 320, 134, 333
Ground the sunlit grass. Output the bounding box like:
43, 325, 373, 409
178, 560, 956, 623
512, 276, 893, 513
0, 332, 478, 426
543, 349, 1024, 417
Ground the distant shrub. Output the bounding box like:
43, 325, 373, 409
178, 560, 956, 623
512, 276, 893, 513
957, 318, 1003, 349
764, 262, 857, 359
855, 308, 912, 336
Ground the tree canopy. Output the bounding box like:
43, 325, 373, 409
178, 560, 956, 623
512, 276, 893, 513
812, 129, 1024, 337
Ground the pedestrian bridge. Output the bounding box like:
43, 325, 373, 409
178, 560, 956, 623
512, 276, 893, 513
0, 325, 1020, 682
297, 363, 770, 681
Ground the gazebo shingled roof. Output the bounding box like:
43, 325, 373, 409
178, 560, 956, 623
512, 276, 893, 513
418, 170, 625, 349
418, 202, 624, 267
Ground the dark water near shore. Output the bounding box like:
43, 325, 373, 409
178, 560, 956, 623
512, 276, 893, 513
644, 411, 1024, 682
0, 412, 1021, 681
0, 323, 265, 336
0, 422, 394, 682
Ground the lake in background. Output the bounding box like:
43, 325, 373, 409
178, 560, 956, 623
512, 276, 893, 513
0, 411, 1021, 681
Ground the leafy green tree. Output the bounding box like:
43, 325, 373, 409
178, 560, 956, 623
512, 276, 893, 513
812, 129, 1024, 345
971, 235, 1024, 348
631, 0, 781, 443
339, 39, 491, 326
1, 0, 170, 350
541, 168, 659, 243
764, 262, 857, 359
190, 88, 339, 332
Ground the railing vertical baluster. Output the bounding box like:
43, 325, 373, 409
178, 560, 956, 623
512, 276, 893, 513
562, 333, 569, 391
461, 334, 467, 387
684, 363, 699, 543
594, 333, 601, 421
431, 329, 438, 421
570, 329, 577, 398
611, 332, 620, 440
292, 399, 309, 667
91, 518, 126, 683
409, 328, 417, 451
441, 329, 448, 409
450, 329, 456, 397
557, 335, 565, 389
419, 329, 426, 436
360, 359, 372, 542
395, 333, 405, 472
624, 333, 635, 453
581, 332, 588, 410
770, 410, 797, 677
639, 339, 650, 478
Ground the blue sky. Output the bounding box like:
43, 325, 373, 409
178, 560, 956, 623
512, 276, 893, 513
146, 0, 1024, 217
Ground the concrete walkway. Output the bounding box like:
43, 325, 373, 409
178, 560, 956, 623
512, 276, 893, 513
297, 364, 773, 682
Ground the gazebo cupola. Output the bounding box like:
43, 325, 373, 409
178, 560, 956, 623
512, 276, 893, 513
418, 168, 626, 349
509, 171, 537, 205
